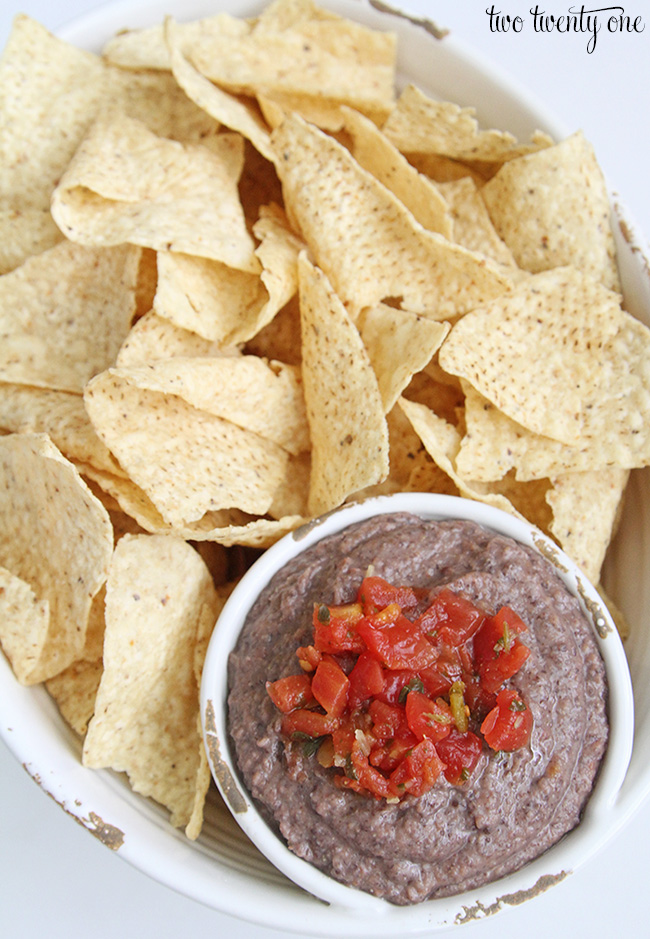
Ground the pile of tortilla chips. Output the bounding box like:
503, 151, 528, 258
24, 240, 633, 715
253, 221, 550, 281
1, 0, 648, 839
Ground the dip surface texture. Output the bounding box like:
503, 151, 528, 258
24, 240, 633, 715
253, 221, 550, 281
227, 513, 609, 904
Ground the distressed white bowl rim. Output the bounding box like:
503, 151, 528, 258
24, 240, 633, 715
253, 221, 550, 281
201, 492, 634, 923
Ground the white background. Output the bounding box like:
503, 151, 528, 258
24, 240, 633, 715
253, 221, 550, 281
1, 1, 649, 937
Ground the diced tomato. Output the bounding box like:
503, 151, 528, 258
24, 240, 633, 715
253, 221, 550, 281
295, 644, 322, 672
405, 689, 453, 743
281, 708, 338, 740
265, 673, 314, 713
347, 651, 385, 709
311, 657, 350, 718
369, 733, 418, 772
331, 719, 355, 761
436, 728, 483, 784
349, 739, 393, 799
312, 602, 366, 654
462, 672, 497, 722
389, 738, 444, 798
374, 669, 419, 706
368, 698, 404, 741
415, 588, 486, 647
268, 577, 536, 804
481, 689, 533, 751
356, 615, 437, 670
330, 709, 373, 761
357, 575, 419, 614
473, 607, 531, 694
417, 651, 459, 697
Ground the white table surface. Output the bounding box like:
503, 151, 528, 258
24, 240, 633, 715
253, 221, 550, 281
1, 1, 649, 937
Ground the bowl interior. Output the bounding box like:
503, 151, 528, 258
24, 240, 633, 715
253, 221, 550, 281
1, 0, 648, 935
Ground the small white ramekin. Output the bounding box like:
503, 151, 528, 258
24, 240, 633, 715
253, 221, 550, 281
200, 492, 635, 922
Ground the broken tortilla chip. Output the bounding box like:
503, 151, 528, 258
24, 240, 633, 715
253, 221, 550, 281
46, 658, 104, 737
358, 304, 449, 413
0, 433, 113, 683
481, 132, 620, 291
439, 266, 650, 452
547, 468, 629, 584
153, 204, 302, 344
0, 384, 124, 477
165, 17, 276, 164
0, 240, 139, 393
51, 116, 259, 273
298, 253, 389, 515
0, 16, 106, 210
0, 208, 63, 275
116, 310, 239, 366
382, 84, 552, 165
100, 355, 309, 455
342, 106, 453, 238
438, 177, 518, 269
84, 370, 290, 525
273, 113, 512, 317
82, 533, 221, 837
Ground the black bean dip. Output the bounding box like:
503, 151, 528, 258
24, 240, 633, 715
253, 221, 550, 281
227, 512, 608, 904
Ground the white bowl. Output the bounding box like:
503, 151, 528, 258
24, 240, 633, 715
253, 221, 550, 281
0, 0, 648, 935
200, 492, 634, 920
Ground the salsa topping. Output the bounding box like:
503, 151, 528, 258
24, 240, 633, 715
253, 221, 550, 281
266, 574, 533, 801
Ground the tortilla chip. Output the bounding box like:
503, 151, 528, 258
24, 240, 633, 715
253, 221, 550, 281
165, 18, 275, 164
154, 253, 262, 341
438, 178, 518, 269
439, 267, 650, 451
82, 533, 221, 837
0, 565, 50, 685
104, 0, 396, 116
547, 468, 629, 584
186, 578, 233, 840
456, 381, 625, 482
358, 304, 450, 413
405, 449, 460, 496
84, 370, 290, 525
189, 0, 396, 116
116, 310, 239, 366
102, 12, 254, 70
269, 450, 311, 518
0, 240, 139, 393
179, 513, 305, 547
258, 91, 364, 133
397, 397, 533, 521
81, 585, 108, 662
51, 116, 259, 273
481, 132, 620, 291
153, 204, 302, 344
46, 658, 103, 737
298, 253, 389, 515
350, 405, 428, 501
382, 84, 553, 164
0, 16, 106, 210
105, 63, 222, 149
273, 114, 512, 317
80, 457, 305, 547
0, 433, 113, 683
342, 106, 453, 238
0, 384, 124, 476
0, 208, 63, 274
100, 356, 309, 455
